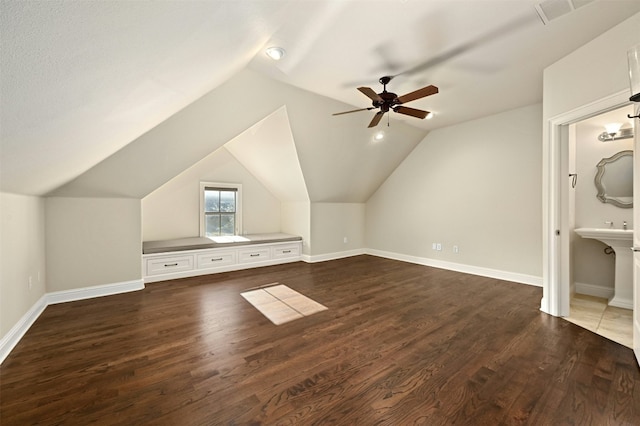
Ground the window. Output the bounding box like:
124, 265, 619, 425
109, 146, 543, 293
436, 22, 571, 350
200, 183, 242, 237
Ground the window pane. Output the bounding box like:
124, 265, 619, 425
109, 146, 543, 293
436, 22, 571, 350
219, 191, 236, 212
220, 214, 235, 236
205, 214, 221, 237
204, 190, 219, 212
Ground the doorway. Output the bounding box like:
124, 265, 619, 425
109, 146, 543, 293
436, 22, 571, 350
562, 105, 635, 347
543, 89, 632, 318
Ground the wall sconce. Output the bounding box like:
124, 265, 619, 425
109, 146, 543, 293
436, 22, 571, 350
628, 43, 640, 119
598, 123, 634, 142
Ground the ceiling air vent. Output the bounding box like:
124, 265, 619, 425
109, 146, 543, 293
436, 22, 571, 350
535, 0, 596, 25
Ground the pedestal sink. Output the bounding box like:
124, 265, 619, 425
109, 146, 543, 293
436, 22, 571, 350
574, 227, 633, 309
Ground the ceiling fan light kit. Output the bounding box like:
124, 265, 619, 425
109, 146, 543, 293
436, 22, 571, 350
333, 76, 438, 128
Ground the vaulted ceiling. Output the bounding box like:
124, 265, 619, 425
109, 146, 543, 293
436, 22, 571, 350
2, 0, 639, 198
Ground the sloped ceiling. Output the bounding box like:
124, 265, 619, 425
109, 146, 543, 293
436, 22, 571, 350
2, 1, 640, 196
224, 107, 309, 203
49, 69, 427, 203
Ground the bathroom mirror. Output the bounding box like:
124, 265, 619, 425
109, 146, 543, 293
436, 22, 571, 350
595, 150, 633, 208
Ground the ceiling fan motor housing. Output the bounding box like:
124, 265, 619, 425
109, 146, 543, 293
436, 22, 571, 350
374, 92, 398, 112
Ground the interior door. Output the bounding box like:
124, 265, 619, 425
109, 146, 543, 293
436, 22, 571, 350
633, 102, 640, 366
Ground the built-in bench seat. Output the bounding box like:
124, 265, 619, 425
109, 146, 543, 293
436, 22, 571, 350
142, 233, 303, 283
142, 233, 302, 254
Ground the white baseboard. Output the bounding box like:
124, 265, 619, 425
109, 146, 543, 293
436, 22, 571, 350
608, 295, 633, 310
0, 294, 48, 365
302, 249, 366, 263
365, 248, 543, 287
574, 282, 614, 300
0, 279, 144, 365
47, 279, 144, 305
302, 247, 542, 286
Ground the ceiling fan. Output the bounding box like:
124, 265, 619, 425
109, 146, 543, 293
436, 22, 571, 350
333, 76, 438, 128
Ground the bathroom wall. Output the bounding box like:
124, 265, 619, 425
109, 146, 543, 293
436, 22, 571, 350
572, 105, 634, 296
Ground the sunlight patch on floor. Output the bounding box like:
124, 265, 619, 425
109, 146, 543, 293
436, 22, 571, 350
241, 283, 327, 325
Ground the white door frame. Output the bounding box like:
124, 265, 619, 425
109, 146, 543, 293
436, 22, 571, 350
542, 89, 632, 317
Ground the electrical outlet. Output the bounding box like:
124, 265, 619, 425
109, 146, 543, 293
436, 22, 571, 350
432, 243, 437, 250
436, 243, 442, 251
453, 245, 459, 254
343, 237, 348, 244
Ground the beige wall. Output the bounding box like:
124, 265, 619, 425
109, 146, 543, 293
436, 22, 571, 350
142, 147, 281, 241
311, 203, 365, 256
281, 201, 311, 255
0, 193, 46, 339
45, 197, 141, 292
366, 103, 542, 277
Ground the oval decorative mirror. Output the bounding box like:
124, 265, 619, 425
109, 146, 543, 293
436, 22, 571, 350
594, 150, 633, 208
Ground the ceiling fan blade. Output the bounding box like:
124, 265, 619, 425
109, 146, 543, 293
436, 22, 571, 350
332, 107, 375, 116
368, 111, 385, 128
393, 106, 429, 119
358, 87, 383, 102
396, 85, 439, 104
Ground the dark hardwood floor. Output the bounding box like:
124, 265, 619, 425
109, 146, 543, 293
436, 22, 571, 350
1, 255, 639, 425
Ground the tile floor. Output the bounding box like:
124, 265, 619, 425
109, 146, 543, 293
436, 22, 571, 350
565, 294, 633, 349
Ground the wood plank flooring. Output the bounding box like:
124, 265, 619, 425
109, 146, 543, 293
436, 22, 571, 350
1, 255, 639, 425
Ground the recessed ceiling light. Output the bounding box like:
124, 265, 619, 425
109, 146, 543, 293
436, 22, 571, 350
373, 130, 385, 141
266, 46, 286, 61
425, 112, 434, 120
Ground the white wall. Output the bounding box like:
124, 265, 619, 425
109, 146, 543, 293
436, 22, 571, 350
46, 197, 142, 292
310, 203, 365, 256
0, 193, 46, 339
143, 147, 281, 241
366, 103, 542, 277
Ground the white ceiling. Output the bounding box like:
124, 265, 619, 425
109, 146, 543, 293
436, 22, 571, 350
2, 0, 639, 196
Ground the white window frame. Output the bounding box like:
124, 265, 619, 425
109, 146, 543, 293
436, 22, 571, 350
199, 182, 243, 237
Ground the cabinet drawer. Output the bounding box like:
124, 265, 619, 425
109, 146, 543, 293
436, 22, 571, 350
272, 243, 300, 259
238, 247, 271, 264
197, 251, 236, 269
146, 254, 194, 276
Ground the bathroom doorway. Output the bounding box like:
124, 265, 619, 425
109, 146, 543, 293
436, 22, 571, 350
564, 104, 635, 348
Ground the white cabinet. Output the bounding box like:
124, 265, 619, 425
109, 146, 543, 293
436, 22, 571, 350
143, 240, 302, 283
